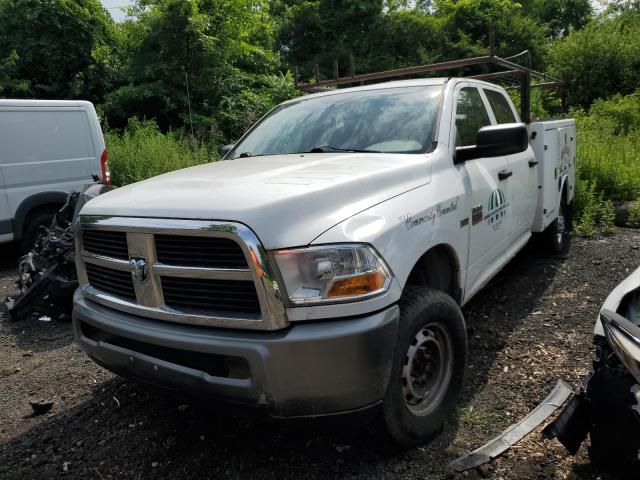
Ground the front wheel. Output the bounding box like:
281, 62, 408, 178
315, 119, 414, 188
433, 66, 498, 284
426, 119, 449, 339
381, 287, 467, 447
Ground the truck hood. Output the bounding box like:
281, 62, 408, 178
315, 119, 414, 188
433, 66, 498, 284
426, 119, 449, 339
82, 153, 431, 249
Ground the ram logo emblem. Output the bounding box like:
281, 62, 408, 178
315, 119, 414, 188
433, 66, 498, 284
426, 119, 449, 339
130, 258, 149, 282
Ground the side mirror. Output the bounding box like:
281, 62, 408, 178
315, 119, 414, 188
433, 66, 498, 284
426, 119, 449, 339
455, 123, 528, 163
220, 144, 235, 158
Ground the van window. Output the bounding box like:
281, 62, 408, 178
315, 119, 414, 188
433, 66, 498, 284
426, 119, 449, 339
484, 89, 517, 124
0, 110, 92, 164
455, 87, 491, 147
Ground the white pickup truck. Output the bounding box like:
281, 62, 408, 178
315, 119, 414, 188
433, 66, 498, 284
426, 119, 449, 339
72, 78, 575, 446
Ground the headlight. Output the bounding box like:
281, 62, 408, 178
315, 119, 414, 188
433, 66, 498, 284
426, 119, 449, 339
273, 244, 392, 305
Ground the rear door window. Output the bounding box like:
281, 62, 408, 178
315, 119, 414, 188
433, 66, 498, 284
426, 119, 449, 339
484, 89, 517, 124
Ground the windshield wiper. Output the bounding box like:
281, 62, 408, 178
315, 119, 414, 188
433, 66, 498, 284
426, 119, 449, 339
308, 145, 382, 154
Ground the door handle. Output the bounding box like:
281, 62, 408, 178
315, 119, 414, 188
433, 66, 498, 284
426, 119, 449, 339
528, 160, 539, 168
498, 170, 513, 180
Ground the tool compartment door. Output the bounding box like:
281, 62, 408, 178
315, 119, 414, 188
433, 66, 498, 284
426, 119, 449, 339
529, 120, 576, 232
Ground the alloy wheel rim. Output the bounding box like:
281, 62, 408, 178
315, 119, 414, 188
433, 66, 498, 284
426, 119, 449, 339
401, 322, 454, 416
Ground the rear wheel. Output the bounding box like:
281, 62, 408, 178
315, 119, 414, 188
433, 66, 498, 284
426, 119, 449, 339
545, 198, 571, 254
381, 287, 467, 447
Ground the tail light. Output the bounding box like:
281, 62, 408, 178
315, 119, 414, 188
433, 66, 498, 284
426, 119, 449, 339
100, 148, 111, 185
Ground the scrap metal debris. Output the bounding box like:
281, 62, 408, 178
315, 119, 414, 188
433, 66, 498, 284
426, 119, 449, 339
5, 181, 113, 321
449, 379, 573, 472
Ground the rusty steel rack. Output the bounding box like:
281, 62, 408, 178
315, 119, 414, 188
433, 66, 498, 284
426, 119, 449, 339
294, 33, 564, 123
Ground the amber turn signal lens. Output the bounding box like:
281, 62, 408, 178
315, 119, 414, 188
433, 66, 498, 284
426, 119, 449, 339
327, 270, 386, 298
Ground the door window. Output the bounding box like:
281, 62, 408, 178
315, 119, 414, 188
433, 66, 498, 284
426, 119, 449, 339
484, 89, 517, 124
455, 87, 491, 147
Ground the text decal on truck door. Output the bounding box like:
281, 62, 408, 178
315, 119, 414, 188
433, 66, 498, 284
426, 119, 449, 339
484, 188, 509, 230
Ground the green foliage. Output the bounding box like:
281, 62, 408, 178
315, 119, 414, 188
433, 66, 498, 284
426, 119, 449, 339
106, 118, 214, 186
433, 0, 547, 64
519, 0, 592, 37
547, 10, 640, 107
102, 0, 289, 144
0, 0, 117, 100
588, 90, 640, 135
571, 87, 640, 235
574, 180, 616, 236
627, 200, 640, 228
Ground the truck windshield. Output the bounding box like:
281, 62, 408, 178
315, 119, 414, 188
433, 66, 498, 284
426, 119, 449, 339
230, 86, 442, 159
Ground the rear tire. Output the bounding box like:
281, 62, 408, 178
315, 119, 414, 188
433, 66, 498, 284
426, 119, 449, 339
544, 198, 571, 254
381, 287, 467, 447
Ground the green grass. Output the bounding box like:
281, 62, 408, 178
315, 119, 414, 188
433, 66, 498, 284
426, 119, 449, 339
106, 119, 218, 187
576, 129, 640, 204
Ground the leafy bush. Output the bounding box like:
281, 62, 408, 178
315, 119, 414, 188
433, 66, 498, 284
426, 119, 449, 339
548, 9, 640, 108
574, 180, 616, 236
571, 88, 640, 235
106, 119, 215, 186
628, 201, 640, 228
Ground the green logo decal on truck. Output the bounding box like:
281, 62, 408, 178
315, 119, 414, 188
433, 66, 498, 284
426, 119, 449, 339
484, 188, 508, 229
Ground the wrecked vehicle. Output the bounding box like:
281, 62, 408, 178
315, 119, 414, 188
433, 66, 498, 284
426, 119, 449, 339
6, 181, 112, 321
545, 269, 640, 478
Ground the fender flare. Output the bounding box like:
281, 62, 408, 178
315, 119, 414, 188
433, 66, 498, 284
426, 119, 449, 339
12, 191, 67, 240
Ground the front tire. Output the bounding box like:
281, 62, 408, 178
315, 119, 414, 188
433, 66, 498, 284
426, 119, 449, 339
382, 287, 467, 447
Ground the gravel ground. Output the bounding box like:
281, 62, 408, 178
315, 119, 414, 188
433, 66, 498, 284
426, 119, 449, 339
2, 230, 639, 480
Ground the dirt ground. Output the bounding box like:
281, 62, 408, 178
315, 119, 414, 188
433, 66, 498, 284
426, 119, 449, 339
1, 229, 639, 480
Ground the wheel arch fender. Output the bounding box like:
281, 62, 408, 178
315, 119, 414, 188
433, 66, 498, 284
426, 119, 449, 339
12, 191, 67, 240
404, 243, 463, 304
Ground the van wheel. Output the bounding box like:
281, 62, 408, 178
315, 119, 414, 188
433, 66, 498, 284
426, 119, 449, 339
19, 209, 56, 254
545, 199, 571, 254
381, 287, 467, 447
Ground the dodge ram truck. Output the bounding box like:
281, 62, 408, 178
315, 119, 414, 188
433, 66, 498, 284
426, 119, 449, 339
72, 77, 576, 446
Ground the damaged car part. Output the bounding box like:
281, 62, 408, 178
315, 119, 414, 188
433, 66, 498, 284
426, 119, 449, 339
545, 278, 640, 479
6, 181, 113, 321
449, 379, 573, 472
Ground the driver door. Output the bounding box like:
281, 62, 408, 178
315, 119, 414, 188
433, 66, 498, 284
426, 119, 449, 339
454, 85, 512, 298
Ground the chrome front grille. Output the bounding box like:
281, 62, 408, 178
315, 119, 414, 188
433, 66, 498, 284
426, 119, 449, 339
155, 235, 247, 269
83, 230, 128, 260
161, 276, 261, 316
85, 263, 136, 301
76, 216, 287, 330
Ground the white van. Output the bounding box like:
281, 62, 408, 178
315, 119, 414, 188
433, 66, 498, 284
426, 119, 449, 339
0, 100, 108, 252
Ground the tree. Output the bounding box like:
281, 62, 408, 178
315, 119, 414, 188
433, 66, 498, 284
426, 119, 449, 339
519, 0, 593, 37
278, 0, 385, 80
103, 0, 290, 141
432, 0, 547, 64
547, 10, 640, 107
0, 0, 117, 100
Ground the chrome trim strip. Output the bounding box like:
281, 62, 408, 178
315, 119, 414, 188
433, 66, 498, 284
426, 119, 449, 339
154, 264, 253, 281
76, 216, 287, 331
83, 252, 130, 271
